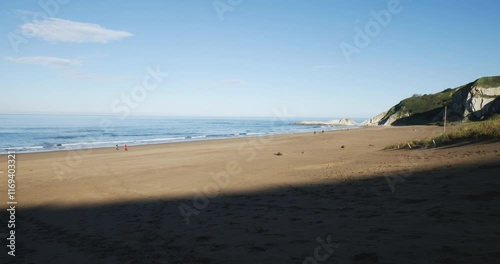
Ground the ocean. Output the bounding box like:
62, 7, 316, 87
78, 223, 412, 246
0, 114, 364, 154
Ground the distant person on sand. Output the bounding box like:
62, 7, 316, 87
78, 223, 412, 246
124, 144, 128, 151
115, 144, 119, 150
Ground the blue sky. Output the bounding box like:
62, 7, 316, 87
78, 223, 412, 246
1, 0, 499, 118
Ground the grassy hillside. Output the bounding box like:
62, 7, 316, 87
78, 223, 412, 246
396, 89, 454, 114
380, 88, 455, 125
476, 76, 500, 88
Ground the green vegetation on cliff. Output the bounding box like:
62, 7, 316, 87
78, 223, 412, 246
380, 88, 455, 125
476, 76, 500, 88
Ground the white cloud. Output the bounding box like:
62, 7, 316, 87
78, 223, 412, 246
19, 18, 133, 43
5, 56, 81, 67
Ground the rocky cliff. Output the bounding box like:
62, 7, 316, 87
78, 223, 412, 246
368, 76, 500, 126
293, 118, 358, 126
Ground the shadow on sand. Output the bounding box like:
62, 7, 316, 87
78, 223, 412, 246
2, 159, 500, 264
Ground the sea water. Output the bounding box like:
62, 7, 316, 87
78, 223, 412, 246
0, 114, 364, 154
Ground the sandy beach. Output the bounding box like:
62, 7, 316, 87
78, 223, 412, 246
1, 125, 500, 263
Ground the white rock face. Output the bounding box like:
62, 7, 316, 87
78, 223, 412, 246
383, 113, 401, 126
361, 111, 387, 126
464, 85, 500, 119
293, 118, 358, 126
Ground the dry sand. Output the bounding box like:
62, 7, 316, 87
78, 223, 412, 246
1, 125, 499, 263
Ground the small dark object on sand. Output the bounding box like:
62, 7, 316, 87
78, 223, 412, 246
341, 145, 345, 149
274, 152, 283, 156
369, 144, 374, 147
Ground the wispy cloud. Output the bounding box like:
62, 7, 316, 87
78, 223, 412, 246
4, 56, 129, 82
5, 56, 81, 67
19, 18, 133, 43
218, 79, 247, 85
60, 69, 130, 82
313, 65, 340, 69
15, 9, 37, 16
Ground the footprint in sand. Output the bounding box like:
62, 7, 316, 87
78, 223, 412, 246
195, 235, 213, 242
249, 245, 267, 252
352, 252, 378, 264
209, 243, 228, 251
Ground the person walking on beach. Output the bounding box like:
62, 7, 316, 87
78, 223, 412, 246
124, 144, 128, 151
115, 144, 119, 150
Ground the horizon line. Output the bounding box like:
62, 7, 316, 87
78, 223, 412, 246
0, 112, 370, 120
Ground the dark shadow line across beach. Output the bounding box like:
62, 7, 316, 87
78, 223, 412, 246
2, 159, 500, 264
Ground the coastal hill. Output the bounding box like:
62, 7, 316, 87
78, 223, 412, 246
364, 76, 500, 126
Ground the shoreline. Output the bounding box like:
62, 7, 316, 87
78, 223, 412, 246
0, 125, 363, 156
0, 114, 367, 155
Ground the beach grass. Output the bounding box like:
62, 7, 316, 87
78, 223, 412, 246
385, 118, 500, 150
